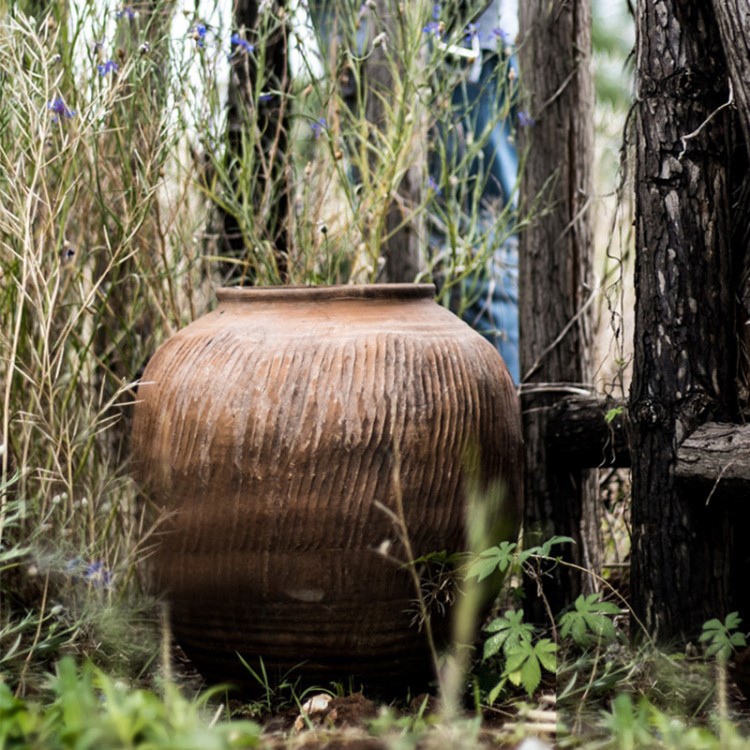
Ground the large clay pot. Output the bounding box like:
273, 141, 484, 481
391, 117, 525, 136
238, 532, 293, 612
132, 284, 522, 689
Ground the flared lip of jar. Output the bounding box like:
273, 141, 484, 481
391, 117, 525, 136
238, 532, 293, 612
216, 283, 436, 303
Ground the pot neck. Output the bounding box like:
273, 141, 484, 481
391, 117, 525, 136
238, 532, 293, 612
216, 284, 436, 304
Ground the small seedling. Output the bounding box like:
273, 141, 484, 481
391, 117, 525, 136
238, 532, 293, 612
699, 612, 747, 663
559, 592, 621, 649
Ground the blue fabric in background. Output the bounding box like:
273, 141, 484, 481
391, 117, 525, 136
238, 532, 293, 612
307, 1, 521, 383
435, 49, 520, 383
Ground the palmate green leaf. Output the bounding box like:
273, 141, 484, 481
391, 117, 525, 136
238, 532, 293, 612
700, 618, 724, 636
483, 632, 507, 660
520, 649, 541, 697
700, 611, 748, 663
482, 610, 535, 660
467, 541, 517, 582
559, 593, 620, 649
534, 638, 558, 673
726, 611, 743, 631
502, 639, 557, 697
518, 535, 575, 566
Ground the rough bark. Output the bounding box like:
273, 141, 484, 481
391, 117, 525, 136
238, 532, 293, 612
675, 423, 750, 499
518, 0, 600, 617
710, 1, 750, 410
710, 2, 750, 152
631, 1, 736, 641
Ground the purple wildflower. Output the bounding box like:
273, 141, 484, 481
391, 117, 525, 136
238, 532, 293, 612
191, 23, 208, 48
48, 97, 76, 120
258, 92, 274, 104
517, 110, 536, 128
97, 59, 119, 76
427, 175, 442, 196
230, 33, 255, 55
310, 117, 327, 138
423, 20, 442, 37
432, 2, 440, 20
492, 26, 510, 43
115, 6, 136, 20
83, 560, 113, 588
465, 22, 478, 41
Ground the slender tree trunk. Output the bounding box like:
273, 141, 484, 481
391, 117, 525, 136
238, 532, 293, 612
710, 2, 750, 150
223, 0, 290, 283
705, 0, 750, 630
630, 1, 736, 641
364, 0, 424, 283
518, 0, 599, 617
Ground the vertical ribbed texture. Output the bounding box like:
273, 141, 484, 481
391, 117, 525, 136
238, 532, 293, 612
132, 293, 522, 686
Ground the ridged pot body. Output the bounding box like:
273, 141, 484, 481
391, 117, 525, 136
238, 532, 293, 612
132, 284, 522, 687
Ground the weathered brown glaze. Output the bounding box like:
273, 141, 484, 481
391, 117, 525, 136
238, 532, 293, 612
131, 284, 522, 688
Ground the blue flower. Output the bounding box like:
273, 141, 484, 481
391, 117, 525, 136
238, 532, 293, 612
432, 2, 440, 20
492, 26, 510, 43
48, 96, 76, 120
83, 561, 112, 588
423, 20, 442, 37
427, 175, 442, 195
465, 22, 478, 41
115, 6, 136, 20
230, 33, 254, 55
191, 24, 208, 48
258, 92, 273, 104
97, 59, 118, 76
517, 110, 535, 128
310, 117, 327, 138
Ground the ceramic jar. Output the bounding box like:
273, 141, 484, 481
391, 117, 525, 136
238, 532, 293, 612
131, 284, 522, 688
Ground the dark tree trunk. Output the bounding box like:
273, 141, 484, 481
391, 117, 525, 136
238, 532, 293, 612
518, 0, 600, 617
708, 0, 750, 629
630, 1, 737, 641
223, 0, 290, 283
710, 1, 750, 401
710, 2, 750, 150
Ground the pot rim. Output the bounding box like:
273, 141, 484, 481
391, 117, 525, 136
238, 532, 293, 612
216, 283, 436, 303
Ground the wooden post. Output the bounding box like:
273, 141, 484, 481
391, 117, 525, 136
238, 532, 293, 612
518, 0, 599, 617
630, 1, 736, 640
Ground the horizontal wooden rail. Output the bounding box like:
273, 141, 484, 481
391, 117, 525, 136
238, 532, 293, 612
534, 391, 750, 500
543, 394, 630, 468
675, 422, 750, 500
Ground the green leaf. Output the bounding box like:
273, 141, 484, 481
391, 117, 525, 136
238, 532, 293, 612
483, 632, 506, 660
482, 610, 535, 661
534, 639, 558, 673
467, 541, 517, 581
700, 612, 749, 663
523, 536, 575, 561
558, 593, 620, 649
487, 678, 506, 706
605, 406, 624, 424
726, 612, 743, 630
504, 640, 532, 674
520, 651, 542, 697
